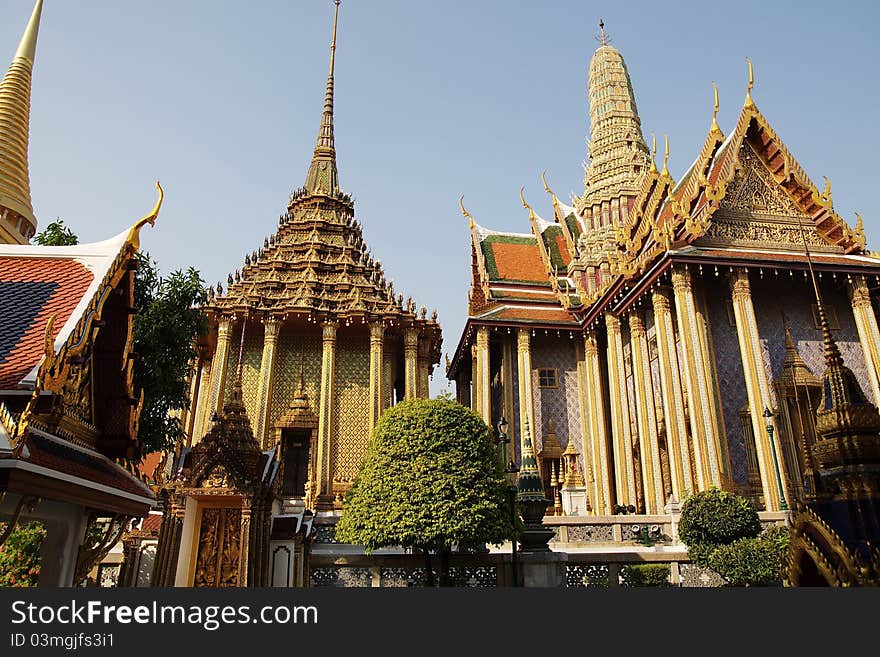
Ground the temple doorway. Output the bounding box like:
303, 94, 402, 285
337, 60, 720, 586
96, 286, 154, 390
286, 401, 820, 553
192, 505, 242, 587
282, 430, 311, 498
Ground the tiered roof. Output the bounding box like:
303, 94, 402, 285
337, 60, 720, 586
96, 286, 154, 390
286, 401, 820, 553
204, 1, 440, 354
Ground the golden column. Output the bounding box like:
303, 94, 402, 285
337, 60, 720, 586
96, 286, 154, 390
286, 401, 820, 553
417, 338, 431, 399
729, 268, 784, 511
651, 285, 693, 497
208, 316, 234, 416
501, 335, 516, 447
583, 332, 613, 514
628, 311, 665, 513
850, 274, 880, 408
182, 356, 202, 447
316, 320, 338, 508
404, 327, 419, 400
605, 312, 637, 506
190, 360, 212, 445
517, 329, 535, 451
671, 266, 722, 489
254, 318, 281, 448
369, 321, 385, 430
475, 326, 491, 422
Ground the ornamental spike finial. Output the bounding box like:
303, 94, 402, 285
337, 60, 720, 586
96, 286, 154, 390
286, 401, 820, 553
541, 170, 560, 214
597, 19, 609, 46
520, 186, 536, 221
459, 195, 474, 229
745, 57, 755, 108
649, 134, 658, 174
711, 82, 721, 134
661, 134, 670, 177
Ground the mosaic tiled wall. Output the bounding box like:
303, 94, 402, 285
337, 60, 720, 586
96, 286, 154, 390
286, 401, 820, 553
702, 277, 750, 486
271, 330, 322, 431
223, 322, 265, 423
331, 328, 370, 482
531, 335, 585, 475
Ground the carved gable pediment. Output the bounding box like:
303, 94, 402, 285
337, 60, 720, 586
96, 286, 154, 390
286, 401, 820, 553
720, 143, 807, 218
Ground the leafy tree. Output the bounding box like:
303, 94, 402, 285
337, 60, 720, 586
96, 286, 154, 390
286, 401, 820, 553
0, 522, 46, 587
679, 487, 762, 566
33, 219, 78, 246
132, 252, 207, 456
708, 526, 790, 587
336, 396, 514, 586
678, 488, 789, 586
621, 563, 671, 587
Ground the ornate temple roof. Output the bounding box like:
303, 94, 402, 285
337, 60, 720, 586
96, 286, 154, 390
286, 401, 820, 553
205, 2, 440, 349
0, 0, 42, 244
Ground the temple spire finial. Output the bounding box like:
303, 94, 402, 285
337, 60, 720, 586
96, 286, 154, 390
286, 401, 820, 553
649, 134, 658, 174
711, 82, 721, 134
598, 19, 609, 46
661, 134, 670, 178
304, 1, 342, 197
745, 57, 755, 109
0, 0, 43, 244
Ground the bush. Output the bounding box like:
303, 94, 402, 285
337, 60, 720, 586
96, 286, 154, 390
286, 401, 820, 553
709, 526, 790, 587
621, 563, 670, 587
0, 522, 46, 587
678, 488, 761, 549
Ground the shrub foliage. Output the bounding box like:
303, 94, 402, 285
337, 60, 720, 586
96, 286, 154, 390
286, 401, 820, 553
621, 563, 670, 587
708, 526, 790, 586
0, 522, 46, 587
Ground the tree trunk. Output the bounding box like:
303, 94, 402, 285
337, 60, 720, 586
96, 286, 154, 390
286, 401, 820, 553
439, 547, 452, 587
423, 549, 435, 587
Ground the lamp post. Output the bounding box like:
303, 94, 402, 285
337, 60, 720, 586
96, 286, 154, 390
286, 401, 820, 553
762, 407, 789, 511
497, 417, 520, 587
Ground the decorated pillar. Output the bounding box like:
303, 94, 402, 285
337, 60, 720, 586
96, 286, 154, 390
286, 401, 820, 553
238, 498, 252, 586
628, 311, 664, 513
475, 327, 491, 422
651, 285, 693, 497
501, 335, 516, 449
316, 320, 338, 509
404, 327, 419, 400
208, 316, 234, 415
254, 318, 281, 448
369, 321, 385, 429
729, 268, 784, 510
605, 313, 636, 507
192, 361, 212, 444
517, 329, 535, 453
671, 266, 721, 489
417, 337, 431, 399
583, 332, 613, 514
849, 274, 880, 408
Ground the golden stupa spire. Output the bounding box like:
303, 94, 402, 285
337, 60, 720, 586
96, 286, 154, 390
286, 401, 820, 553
304, 1, 341, 197
745, 57, 755, 109
0, 0, 43, 244
660, 134, 670, 178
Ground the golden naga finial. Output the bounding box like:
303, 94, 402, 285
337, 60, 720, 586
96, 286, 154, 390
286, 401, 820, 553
541, 170, 560, 213
520, 186, 536, 220
127, 181, 164, 250
711, 82, 721, 133
745, 57, 755, 109
661, 134, 670, 177
459, 195, 474, 229
649, 134, 658, 174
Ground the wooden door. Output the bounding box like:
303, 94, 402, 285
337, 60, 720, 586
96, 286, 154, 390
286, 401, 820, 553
193, 507, 241, 587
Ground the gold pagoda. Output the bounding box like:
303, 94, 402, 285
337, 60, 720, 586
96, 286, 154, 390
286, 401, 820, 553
150, 1, 441, 587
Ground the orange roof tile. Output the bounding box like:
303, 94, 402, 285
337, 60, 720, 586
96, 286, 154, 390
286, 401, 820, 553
490, 241, 547, 283
0, 257, 93, 389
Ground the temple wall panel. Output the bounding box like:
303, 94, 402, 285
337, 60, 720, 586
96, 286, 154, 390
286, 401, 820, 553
751, 278, 870, 397
701, 278, 750, 487
223, 323, 265, 423
530, 336, 584, 473
270, 332, 322, 430
330, 329, 370, 483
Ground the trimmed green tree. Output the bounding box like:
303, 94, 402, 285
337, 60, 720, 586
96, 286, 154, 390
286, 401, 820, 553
678, 488, 789, 586
34, 219, 78, 246
335, 396, 514, 586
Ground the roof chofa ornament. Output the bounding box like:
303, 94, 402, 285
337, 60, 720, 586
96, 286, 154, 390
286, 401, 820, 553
127, 182, 164, 250
745, 57, 755, 109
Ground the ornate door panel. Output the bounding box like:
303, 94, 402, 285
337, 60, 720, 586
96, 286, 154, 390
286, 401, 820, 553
193, 507, 241, 587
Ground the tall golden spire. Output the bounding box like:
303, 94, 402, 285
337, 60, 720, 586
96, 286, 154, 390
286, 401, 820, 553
304, 0, 341, 197
0, 0, 43, 244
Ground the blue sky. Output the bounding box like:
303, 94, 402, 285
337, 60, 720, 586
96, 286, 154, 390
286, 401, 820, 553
3, 0, 879, 396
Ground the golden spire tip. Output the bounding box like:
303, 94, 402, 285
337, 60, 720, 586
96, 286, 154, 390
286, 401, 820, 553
661, 135, 670, 177
649, 134, 658, 174
711, 82, 721, 133
14, 0, 43, 63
